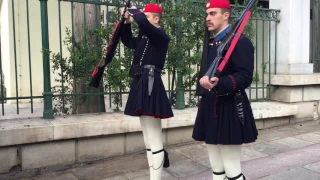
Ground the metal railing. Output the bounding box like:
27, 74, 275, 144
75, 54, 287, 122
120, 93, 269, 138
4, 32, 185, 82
310, 0, 320, 72
0, 0, 280, 119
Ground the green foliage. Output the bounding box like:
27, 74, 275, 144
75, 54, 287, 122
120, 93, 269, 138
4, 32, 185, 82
49, 26, 109, 115
261, 61, 268, 73
252, 71, 259, 83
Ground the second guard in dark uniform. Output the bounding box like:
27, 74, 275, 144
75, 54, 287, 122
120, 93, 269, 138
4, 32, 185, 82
120, 4, 173, 180
192, 0, 258, 180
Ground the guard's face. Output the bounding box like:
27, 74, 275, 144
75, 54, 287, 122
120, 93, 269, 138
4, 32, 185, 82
144, 12, 160, 27
206, 8, 229, 34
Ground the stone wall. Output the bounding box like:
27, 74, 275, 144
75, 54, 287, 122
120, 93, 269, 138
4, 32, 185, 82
1, 100, 317, 174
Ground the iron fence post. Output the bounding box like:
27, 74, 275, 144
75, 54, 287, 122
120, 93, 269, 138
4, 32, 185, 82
40, 0, 54, 119
175, 0, 185, 109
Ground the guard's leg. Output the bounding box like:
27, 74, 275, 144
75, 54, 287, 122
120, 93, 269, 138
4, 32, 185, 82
140, 116, 153, 180
140, 116, 168, 180
220, 145, 244, 180
206, 144, 227, 180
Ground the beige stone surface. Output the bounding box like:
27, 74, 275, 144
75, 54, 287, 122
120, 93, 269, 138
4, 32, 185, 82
21, 140, 75, 170
271, 86, 303, 102
290, 102, 315, 123
78, 135, 125, 162
303, 86, 320, 101
166, 126, 194, 145
125, 132, 145, 154
270, 74, 320, 86
0, 118, 53, 146
0, 147, 18, 173
252, 102, 298, 119
263, 117, 290, 129
0, 102, 301, 147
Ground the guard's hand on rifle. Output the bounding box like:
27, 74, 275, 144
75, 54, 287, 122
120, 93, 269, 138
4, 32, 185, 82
200, 76, 219, 90
121, 7, 131, 24
129, 6, 137, 9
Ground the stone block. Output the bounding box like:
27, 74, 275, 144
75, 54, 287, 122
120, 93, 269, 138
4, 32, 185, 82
317, 101, 320, 120
275, 63, 313, 75
21, 140, 75, 170
252, 102, 298, 119
125, 132, 145, 154
124, 131, 167, 153
290, 102, 315, 123
303, 86, 320, 101
0, 118, 53, 146
270, 74, 320, 86
166, 126, 194, 145
270, 86, 302, 103
51, 114, 128, 140
255, 119, 264, 130
78, 134, 125, 162
0, 147, 18, 174
263, 117, 290, 129
167, 108, 198, 128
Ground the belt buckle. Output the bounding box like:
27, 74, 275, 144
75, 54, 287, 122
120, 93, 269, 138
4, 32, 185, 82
148, 66, 154, 76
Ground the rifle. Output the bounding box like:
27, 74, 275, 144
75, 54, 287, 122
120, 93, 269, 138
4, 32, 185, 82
205, 0, 256, 80
89, 0, 131, 88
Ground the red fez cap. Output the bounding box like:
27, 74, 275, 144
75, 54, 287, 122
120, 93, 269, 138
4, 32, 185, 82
206, 0, 231, 9
143, 4, 162, 14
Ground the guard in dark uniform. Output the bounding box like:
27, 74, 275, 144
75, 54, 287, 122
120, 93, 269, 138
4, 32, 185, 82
120, 4, 172, 180
192, 0, 258, 180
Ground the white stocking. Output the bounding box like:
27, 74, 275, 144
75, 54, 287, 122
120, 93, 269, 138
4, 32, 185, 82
206, 144, 227, 180
140, 116, 164, 180
220, 145, 243, 180
140, 117, 153, 179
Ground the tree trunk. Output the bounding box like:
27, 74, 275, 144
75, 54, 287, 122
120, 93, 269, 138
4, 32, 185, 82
312, 0, 320, 72
72, 3, 106, 114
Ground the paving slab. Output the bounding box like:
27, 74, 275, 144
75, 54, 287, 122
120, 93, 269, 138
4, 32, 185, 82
166, 149, 189, 164
179, 170, 213, 180
70, 163, 119, 180
250, 141, 292, 155
288, 121, 320, 132
110, 154, 148, 173
165, 159, 209, 178
255, 175, 283, 180
271, 144, 320, 167
100, 175, 128, 180
192, 154, 211, 168
241, 156, 290, 179
20, 173, 78, 180
304, 162, 320, 173
175, 144, 208, 160
272, 137, 315, 148
241, 147, 269, 162
243, 143, 320, 179
293, 133, 320, 143
123, 169, 177, 180
271, 167, 320, 180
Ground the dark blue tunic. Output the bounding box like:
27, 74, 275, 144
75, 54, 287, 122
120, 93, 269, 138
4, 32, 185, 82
192, 26, 258, 145
120, 10, 173, 119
